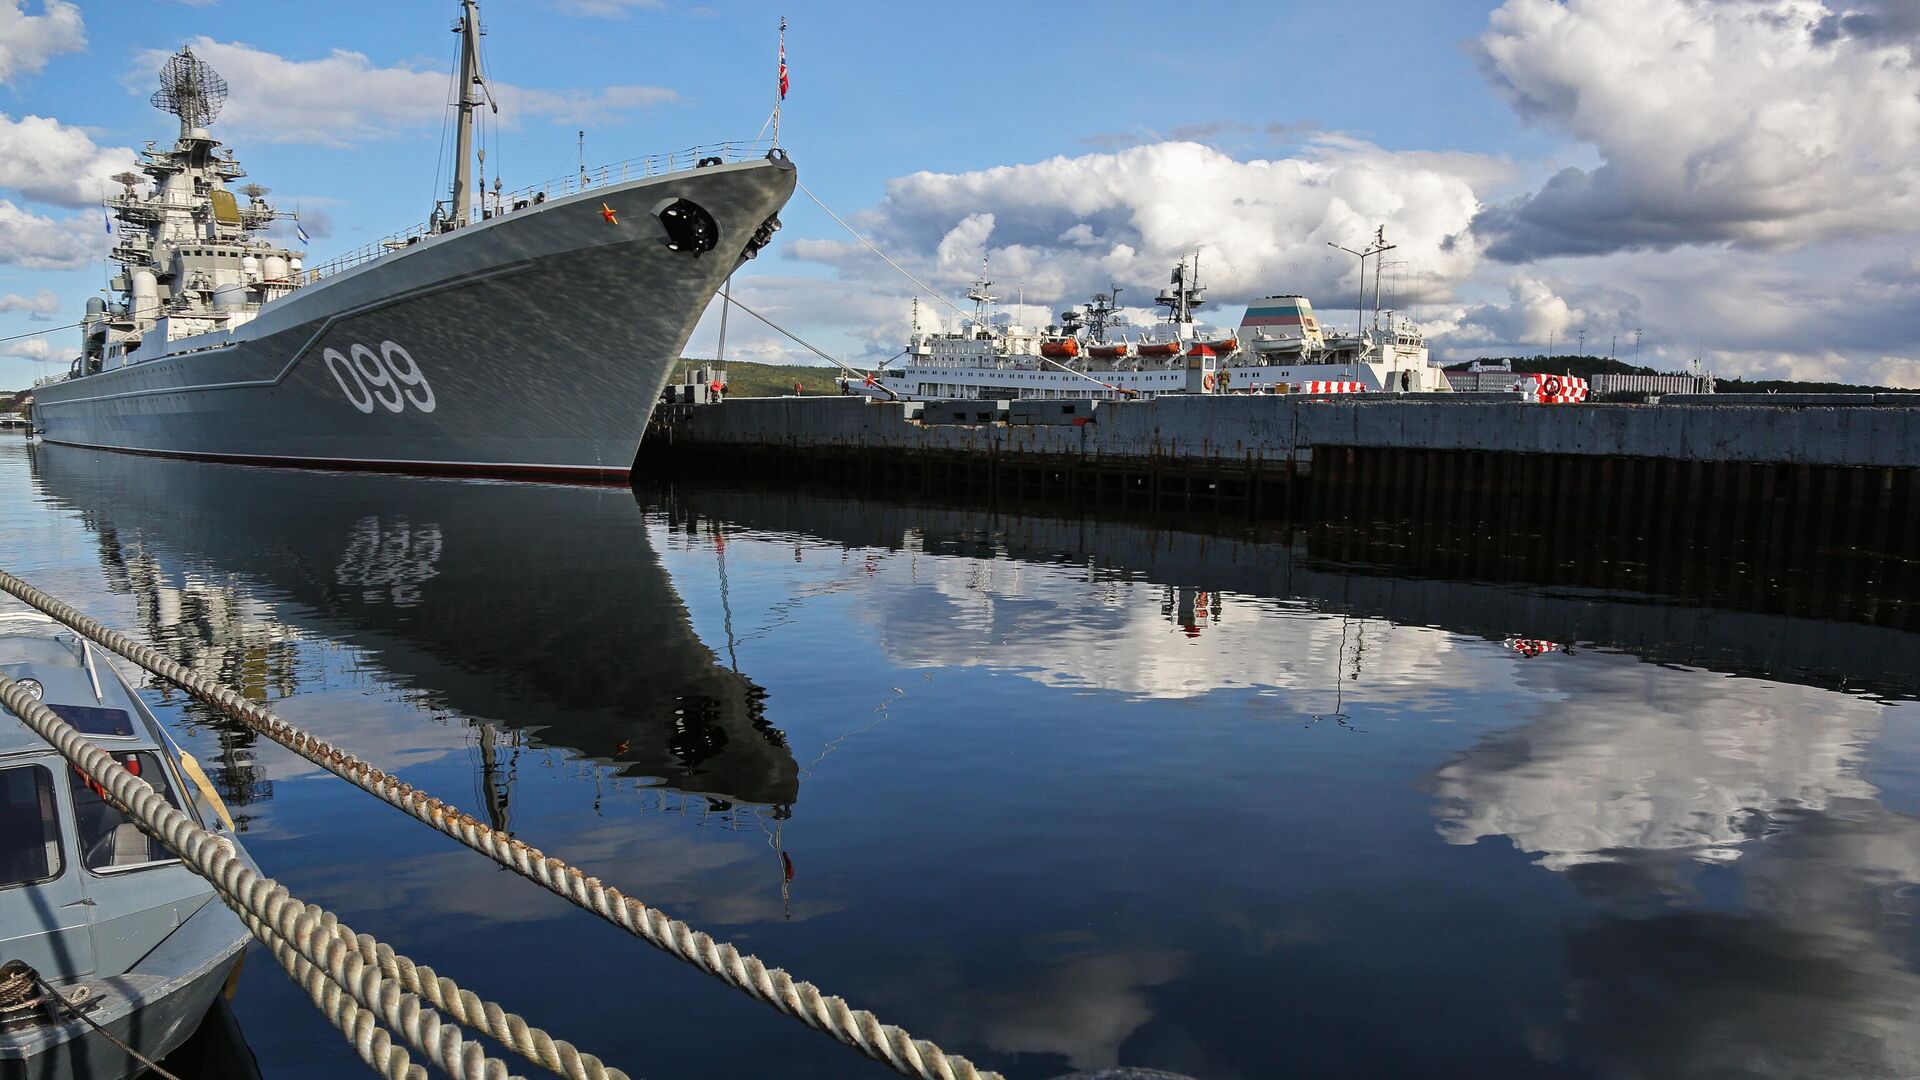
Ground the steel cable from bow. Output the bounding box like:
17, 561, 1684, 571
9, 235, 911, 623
0, 673, 522, 1080
0, 570, 1002, 1080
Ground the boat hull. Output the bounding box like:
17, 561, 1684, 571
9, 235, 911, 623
1, 895, 249, 1080
866, 357, 1441, 399
32, 158, 796, 480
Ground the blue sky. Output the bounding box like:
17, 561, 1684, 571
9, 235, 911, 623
4, 0, 1918, 389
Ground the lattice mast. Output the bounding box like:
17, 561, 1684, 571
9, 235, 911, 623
150, 47, 227, 138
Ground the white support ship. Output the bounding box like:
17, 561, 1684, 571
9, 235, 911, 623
30, 3, 795, 480
855, 250, 1451, 401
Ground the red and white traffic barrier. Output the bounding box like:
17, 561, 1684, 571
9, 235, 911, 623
1521, 373, 1589, 404
1294, 381, 1367, 395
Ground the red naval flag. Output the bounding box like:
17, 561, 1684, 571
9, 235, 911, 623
778, 18, 789, 99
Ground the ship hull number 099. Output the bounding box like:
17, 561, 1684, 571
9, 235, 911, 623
324, 341, 437, 414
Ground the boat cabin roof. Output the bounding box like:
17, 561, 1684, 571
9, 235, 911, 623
0, 612, 166, 759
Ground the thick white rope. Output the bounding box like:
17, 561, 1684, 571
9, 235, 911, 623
0, 571, 1002, 1080
0, 673, 521, 1080
237, 912, 426, 1080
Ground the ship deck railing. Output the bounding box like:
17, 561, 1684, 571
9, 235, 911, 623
304, 140, 774, 282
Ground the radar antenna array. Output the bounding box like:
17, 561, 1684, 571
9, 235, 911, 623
150, 48, 228, 130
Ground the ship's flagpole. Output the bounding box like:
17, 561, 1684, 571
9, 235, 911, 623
773, 16, 787, 148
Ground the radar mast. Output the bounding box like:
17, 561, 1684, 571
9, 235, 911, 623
965, 259, 997, 339
150, 48, 228, 139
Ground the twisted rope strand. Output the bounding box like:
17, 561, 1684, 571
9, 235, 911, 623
0, 570, 1002, 1080
0, 674, 525, 1080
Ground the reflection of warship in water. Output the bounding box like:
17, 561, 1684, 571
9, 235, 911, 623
32, 445, 797, 815
93, 531, 291, 827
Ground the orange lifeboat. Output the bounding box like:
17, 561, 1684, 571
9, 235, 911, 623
1039, 338, 1081, 359
1199, 336, 1238, 353
1087, 342, 1131, 361
1135, 340, 1184, 358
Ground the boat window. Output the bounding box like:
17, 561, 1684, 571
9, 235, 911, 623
46, 703, 135, 738
67, 751, 184, 873
1, 764, 63, 888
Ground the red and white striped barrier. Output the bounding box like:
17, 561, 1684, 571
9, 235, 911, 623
1294, 381, 1366, 395
1522, 373, 1589, 404
1504, 636, 1562, 658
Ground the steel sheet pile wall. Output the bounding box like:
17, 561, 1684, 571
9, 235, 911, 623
641, 396, 1920, 550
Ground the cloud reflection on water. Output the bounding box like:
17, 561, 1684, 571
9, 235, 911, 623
1432, 651, 1920, 1076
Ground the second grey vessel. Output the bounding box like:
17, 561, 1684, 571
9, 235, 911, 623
31, 2, 794, 480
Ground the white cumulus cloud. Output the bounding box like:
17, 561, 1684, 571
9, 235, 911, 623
1429, 276, 1590, 353
0, 198, 95, 269
128, 39, 677, 146
0, 337, 59, 361
797, 138, 1511, 318
0, 113, 138, 209
0, 1, 84, 86
0, 288, 59, 320
1472, 0, 1920, 259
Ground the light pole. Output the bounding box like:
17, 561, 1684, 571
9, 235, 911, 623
1328, 227, 1395, 341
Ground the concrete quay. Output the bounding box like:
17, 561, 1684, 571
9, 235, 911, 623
650, 394, 1920, 469
641, 395, 1920, 550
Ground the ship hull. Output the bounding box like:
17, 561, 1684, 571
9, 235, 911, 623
32, 157, 795, 480
865, 356, 1440, 400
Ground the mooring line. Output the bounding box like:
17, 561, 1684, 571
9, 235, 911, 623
0, 674, 516, 1080
0, 570, 1002, 1080
714, 290, 901, 401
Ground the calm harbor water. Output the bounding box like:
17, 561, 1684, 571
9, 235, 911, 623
5, 434, 1920, 1079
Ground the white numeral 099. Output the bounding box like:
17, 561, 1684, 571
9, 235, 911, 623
325, 340, 436, 414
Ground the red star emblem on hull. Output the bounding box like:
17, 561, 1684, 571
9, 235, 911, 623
599, 203, 618, 225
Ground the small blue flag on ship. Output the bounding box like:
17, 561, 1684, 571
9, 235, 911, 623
295, 221, 310, 246
103, 211, 111, 235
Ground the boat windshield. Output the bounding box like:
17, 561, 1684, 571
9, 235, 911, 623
47, 703, 135, 738
67, 752, 185, 872
1, 764, 63, 888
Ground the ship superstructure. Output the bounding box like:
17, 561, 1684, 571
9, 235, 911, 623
863, 245, 1451, 401
33, 2, 796, 479
82, 50, 305, 375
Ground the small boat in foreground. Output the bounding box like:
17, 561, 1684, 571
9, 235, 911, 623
0, 610, 251, 1080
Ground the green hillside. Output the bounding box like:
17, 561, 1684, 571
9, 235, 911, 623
668, 358, 852, 398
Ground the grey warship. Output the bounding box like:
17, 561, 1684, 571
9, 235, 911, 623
31, 2, 794, 480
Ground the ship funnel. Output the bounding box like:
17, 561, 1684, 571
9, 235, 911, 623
1240, 295, 1324, 352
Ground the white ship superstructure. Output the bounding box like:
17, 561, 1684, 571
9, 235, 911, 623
32, 3, 795, 479
79, 50, 304, 375
859, 246, 1451, 401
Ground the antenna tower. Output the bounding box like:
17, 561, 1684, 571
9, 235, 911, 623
150, 48, 228, 136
